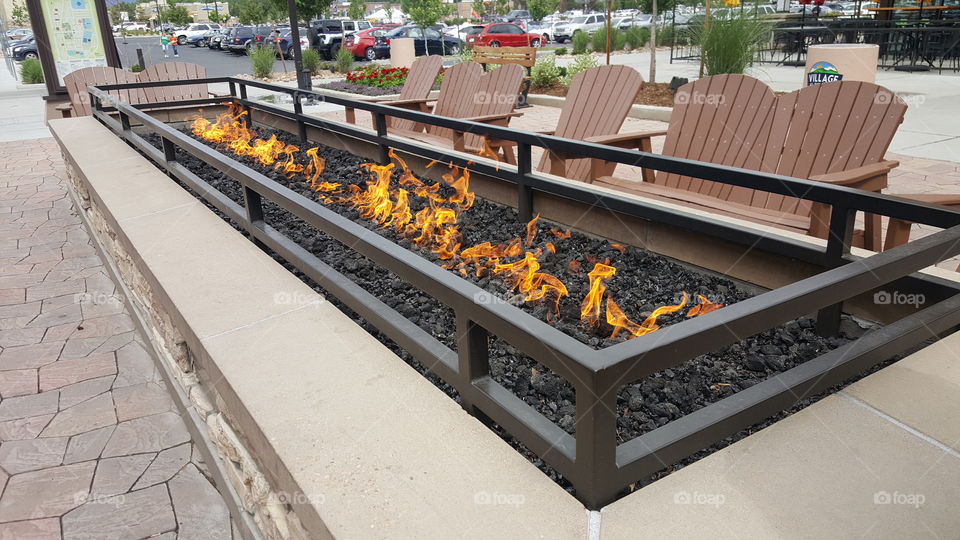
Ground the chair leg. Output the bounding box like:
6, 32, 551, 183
863, 212, 882, 251
344, 107, 356, 124
639, 137, 655, 183
808, 202, 831, 240
884, 218, 913, 251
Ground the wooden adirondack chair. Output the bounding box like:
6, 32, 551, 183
375, 61, 526, 154
137, 61, 215, 103
343, 55, 444, 131
588, 75, 906, 250
485, 65, 644, 180
883, 193, 960, 253
57, 66, 144, 118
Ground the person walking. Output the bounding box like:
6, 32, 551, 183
160, 32, 179, 58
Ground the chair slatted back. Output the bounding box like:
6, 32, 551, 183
653, 76, 906, 218
137, 62, 209, 103
392, 55, 444, 131
62, 67, 142, 117
538, 65, 644, 182
462, 64, 526, 149
424, 61, 484, 140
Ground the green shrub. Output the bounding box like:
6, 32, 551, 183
249, 45, 275, 78
562, 53, 599, 87
554, 47, 567, 56
690, 14, 771, 75
317, 61, 336, 72
335, 46, 354, 74
591, 26, 626, 52
571, 30, 589, 55
19, 58, 43, 84
301, 48, 320, 74
530, 56, 561, 87
625, 26, 649, 50
130, 64, 143, 73
459, 46, 474, 63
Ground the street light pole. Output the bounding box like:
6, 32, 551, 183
286, 0, 309, 91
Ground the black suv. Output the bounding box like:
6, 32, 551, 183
225, 25, 278, 53
308, 19, 372, 59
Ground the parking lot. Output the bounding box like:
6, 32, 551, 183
114, 35, 296, 77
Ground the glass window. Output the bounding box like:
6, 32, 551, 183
425, 28, 440, 39
344, 22, 355, 31
358, 21, 371, 30
408, 28, 423, 38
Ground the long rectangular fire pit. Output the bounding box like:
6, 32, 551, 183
84, 77, 960, 509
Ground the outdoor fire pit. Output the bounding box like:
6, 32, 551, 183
82, 77, 960, 509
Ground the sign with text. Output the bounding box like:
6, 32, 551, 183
40, 0, 108, 85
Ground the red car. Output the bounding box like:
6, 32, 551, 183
344, 28, 386, 61
466, 23, 542, 48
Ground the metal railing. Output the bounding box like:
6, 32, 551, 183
87, 77, 960, 508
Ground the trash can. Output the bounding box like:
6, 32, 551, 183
390, 38, 415, 69
804, 44, 879, 87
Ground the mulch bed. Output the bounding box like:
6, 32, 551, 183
532, 81, 678, 108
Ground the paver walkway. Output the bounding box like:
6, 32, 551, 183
0, 138, 236, 539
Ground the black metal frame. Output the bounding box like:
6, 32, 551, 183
87, 77, 960, 509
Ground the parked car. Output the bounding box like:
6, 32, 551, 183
4, 28, 32, 40
267, 27, 309, 59
371, 26, 463, 58
116, 22, 148, 32
343, 28, 388, 60
613, 14, 652, 29
466, 23, 542, 48
176, 23, 220, 45
247, 25, 280, 52
225, 25, 258, 52
552, 13, 607, 42
209, 28, 230, 50
308, 19, 372, 59
8, 36, 38, 60
505, 9, 532, 23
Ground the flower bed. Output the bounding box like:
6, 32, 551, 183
345, 65, 410, 89
317, 81, 402, 97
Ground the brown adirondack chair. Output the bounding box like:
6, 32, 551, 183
485, 65, 644, 180
343, 55, 444, 131
378, 61, 526, 154
588, 75, 906, 250
137, 61, 216, 103
883, 193, 960, 254
57, 66, 144, 118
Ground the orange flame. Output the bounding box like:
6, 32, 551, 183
551, 227, 571, 239
610, 243, 626, 254
687, 295, 724, 317
606, 292, 689, 339
580, 262, 616, 326
492, 252, 568, 316
525, 214, 540, 247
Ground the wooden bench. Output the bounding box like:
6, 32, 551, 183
586, 75, 906, 250
473, 46, 536, 107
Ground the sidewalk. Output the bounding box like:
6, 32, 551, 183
0, 63, 237, 538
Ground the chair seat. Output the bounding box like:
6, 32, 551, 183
593, 176, 813, 233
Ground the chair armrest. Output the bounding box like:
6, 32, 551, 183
207, 91, 230, 98
379, 98, 435, 107
584, 130, 668, 147
460, 112, 524, 123
890, 193, 960, 208
55, 103, 73, 118
809, 160, 899, 186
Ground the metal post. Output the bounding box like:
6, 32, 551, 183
119, 111, 131, 132
816, 204, 855, 336
293, 97, 307, 143
517, 142, 534, 222
243, 186, 267, 250
136, 48, 146, 69
161, 137, 177, 163
573, 388, 619, 508
456, 314, 491, 416
286, 0, 308, 91
374, 113, 389, 164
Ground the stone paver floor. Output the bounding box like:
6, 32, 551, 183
0, 139, 235, 539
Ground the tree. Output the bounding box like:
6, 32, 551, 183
268, 0, 333, 22
163, 5, 192, 25
400, 0, 450, 50
472, 0, 486, 18
494, 0, 509, 15
108, 2, 138, 25
10, 0, 30, 27
527, 0, 558, 21
648, 0, 656, 82
348, 0, 366, 20
237, 0, 268, 23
